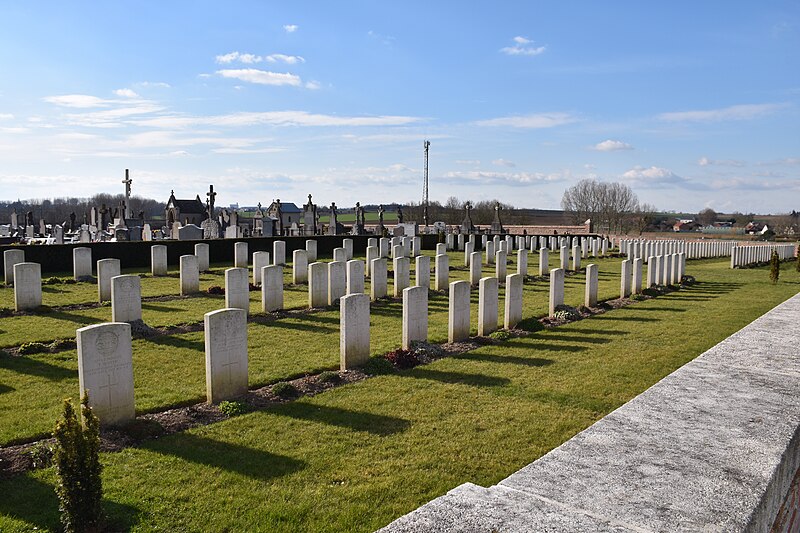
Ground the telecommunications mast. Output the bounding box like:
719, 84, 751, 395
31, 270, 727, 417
422, 140, 430, 227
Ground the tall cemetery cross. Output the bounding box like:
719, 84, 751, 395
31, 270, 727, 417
207, 185, 217, 219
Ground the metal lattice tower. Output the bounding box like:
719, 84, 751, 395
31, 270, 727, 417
422, 140, 430, 226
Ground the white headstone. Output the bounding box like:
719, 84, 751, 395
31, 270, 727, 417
204, 308, 248, 403
142, 223, 152, 241
340, 293, 371, 370
151, 245, 167, 276
435, 253, 449, 291
346, 259, 365, 295
305, 239, 318, 262
97, 258, 121, 302
549, 268, 564, 316
572, 245, 581, 272
560, 246, 569, 270
504, 273, 523, 329
633, 258, 643, 294
370, 257, 388, 300
620, 259, 632, 298
225, 267, 250, 315
495, 250, 507, 280
195, 243, 210, 272
478, 276, 498, 336
4, 249, 24, 286
328, 260, 346, 305
293, 249, 309, 284
234, 242, 248, 268
464, 241, 474, 267
539, 248, 549, 277
448, 280, 471, 342
394, 257, 410, 297
470, 251, 482, 286
436, 243, 446, 255
273, 240, 286, 265
77, 322, 135, 425
73, 247, 92, 281
415, 255, 430, 289
308, 262, 328, 308
342, 238, 354, 260
366, 246, 379, 277
252, 251, 270, 285
180, 254, 200, 295
111, 275, 142, 322
380, 237, 390, 258
585, 263, 598, 307
261, 265, 284, 312
486, 241, 495, 264
517, 249, 528, 277
13, 262, 42, 311
333, 247, 347, 263
402, 285, 428, 349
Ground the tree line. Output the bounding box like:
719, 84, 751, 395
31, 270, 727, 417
0, 194, 166, 225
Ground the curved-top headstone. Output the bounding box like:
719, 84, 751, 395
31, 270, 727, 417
97, 258, 121, 302
77, 322, 135, 425
204, 308, 248, 403
73, 247, 92, 281
111, 275, 142, 322
13, 262, 42, 311
4, 249, 24, 286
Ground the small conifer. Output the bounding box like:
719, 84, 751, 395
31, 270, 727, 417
769, 250, 780, 284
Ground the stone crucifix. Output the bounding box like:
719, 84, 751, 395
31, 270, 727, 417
207, 185, 217, 218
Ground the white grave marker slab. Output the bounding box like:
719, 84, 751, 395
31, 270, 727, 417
204, 308, 248, 403
478, 276, 499, 336
180, 254, 200, 295
73, 247, 92, 281
13, 262, 42, 311
195, 243, 210, 272
111, 275, 142, 322
340, 293, 371, 369
151, 245, 167, 276
448, 280, 471, 342
504, 273, 523, 329
370, 258, 387, 300
402, 286, 428, 349
4, 249, 24, 286
293, 249, 309, 284
225, 267, 250, 315
97, 258, 121, 302
261, 265, 284, 312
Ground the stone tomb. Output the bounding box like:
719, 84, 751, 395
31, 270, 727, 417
416, 255, 430, 289
97, 258, 121, 302
402, 286, 428, 349
225, 267, 250, 315
585, 264, 598, 307
77, 322, 135, 425
340, 293, 371, 370
180, 254, 200, 295
261, 265, 284, 312
308, 262, 328, 308
151, 245, 168, 276
4, 249, 24, 286
195, 243, 210, 272
346, 260, 365, 295
234, 242, 248, 268
370, 258, 388, 300
504, 273, 523, 329
448, 280, 471, 342
73, 247, 92, 281
328, 261, 346, 305
252, 251, 270, 285
13, 262, 42, 311
435, 254, 449, 291
293, 249, 309, 284
478, 276, 499, 336
394, 257, 410, 297
111, 275, 142, 322
204, 308, 248, 403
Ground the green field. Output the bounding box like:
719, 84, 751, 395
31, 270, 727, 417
1, 247, 798, 532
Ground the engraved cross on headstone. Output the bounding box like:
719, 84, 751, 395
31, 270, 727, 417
97, 371, 120, 412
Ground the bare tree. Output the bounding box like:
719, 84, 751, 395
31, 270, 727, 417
561, 179, 641, 233
696, 207, 717, 226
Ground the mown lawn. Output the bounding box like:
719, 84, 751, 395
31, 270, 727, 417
0, 250, 798, 532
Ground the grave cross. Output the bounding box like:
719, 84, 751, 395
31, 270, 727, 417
207, 185, 217, 217
97, 371, 120, 412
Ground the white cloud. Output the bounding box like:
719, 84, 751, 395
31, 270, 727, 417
136, 81, 171, 88
621, 166, 686, 188
136, 110, 421, 129
441, 170, 565, 186
43, 94, 111, 108
266, 54, 305, 64
455, 159, 480, 165
593, 139, 633, 151
657, 103, 788, 122
215, 51, 263, 64
113, 88, 140, 98
476, 112, 576, 128
492, 158, 516, 167
63, 103, 166, 128
283, 24, 298, 33
305, 80, 321, 90
0, 113, 13, 120
697, 156, 745, 167
500, 36, 546, 56
216, 68, 301, 86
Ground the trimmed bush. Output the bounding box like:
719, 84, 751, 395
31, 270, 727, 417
272, 382, 299, 398
218, 400, 250, 417
317, 371, 340, 384
53, 394, 103, 533
770, 250, 780, 284
361, 356, 395, 375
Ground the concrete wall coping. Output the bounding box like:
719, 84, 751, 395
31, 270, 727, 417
379, 292, 800, 532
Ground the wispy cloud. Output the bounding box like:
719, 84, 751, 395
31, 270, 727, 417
657, 103, 788, 122
283, 24, 298, 33
593, 139, 633, 151
215, 51, 263, 64
441, 170, 565, 186
621, 165, 688, 188
136, 81, 171, 88
698, 156, 745, 167
43, 94, 112, 108
216, 68, 302, 86
492, 159, 516, 167
0, 113, 13, 120
500, 36, 546, 56
136, 110, 422, 129
304, 80, 321, 90
476, 112, 576, 128
266, 54, 305, 64
113, 88, 140, 98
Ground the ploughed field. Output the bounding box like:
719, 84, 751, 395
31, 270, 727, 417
0, 249, 797, 532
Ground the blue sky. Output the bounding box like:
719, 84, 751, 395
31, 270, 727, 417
0, 1, 798, 214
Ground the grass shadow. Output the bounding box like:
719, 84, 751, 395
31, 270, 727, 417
0, 356, 75, 381
38, 309, 100, 326
528, 333, 612, 344
590, 315, 659, 322
144, 334, 205, 352
141, 302, 185, 312
274, 402, 411, 436
146, 433, 305, 480
454, 352, 554, 368
259, 319, 337, 334
407, 368, 510, 387
0, 475, 141, 532
0, 383, 15, 394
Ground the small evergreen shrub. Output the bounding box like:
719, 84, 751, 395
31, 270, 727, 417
18, 342, 50, 355
769, 250, 780, 284
517, 317, 544, 332
272, 382, 299, 398
317, 371, 340, 384
361, 357, 395, 375
488, 330, 513, 341
218, 400, 250, 416
53, 395, 103, 533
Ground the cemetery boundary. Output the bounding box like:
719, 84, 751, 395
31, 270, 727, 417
379, 291, 800, 532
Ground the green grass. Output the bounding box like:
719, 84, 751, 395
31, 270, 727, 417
0, 251, 798, 531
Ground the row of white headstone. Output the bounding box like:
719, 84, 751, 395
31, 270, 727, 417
618, 253, 686, 299
730, 243, 796, 268
619, 238, 735, 260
